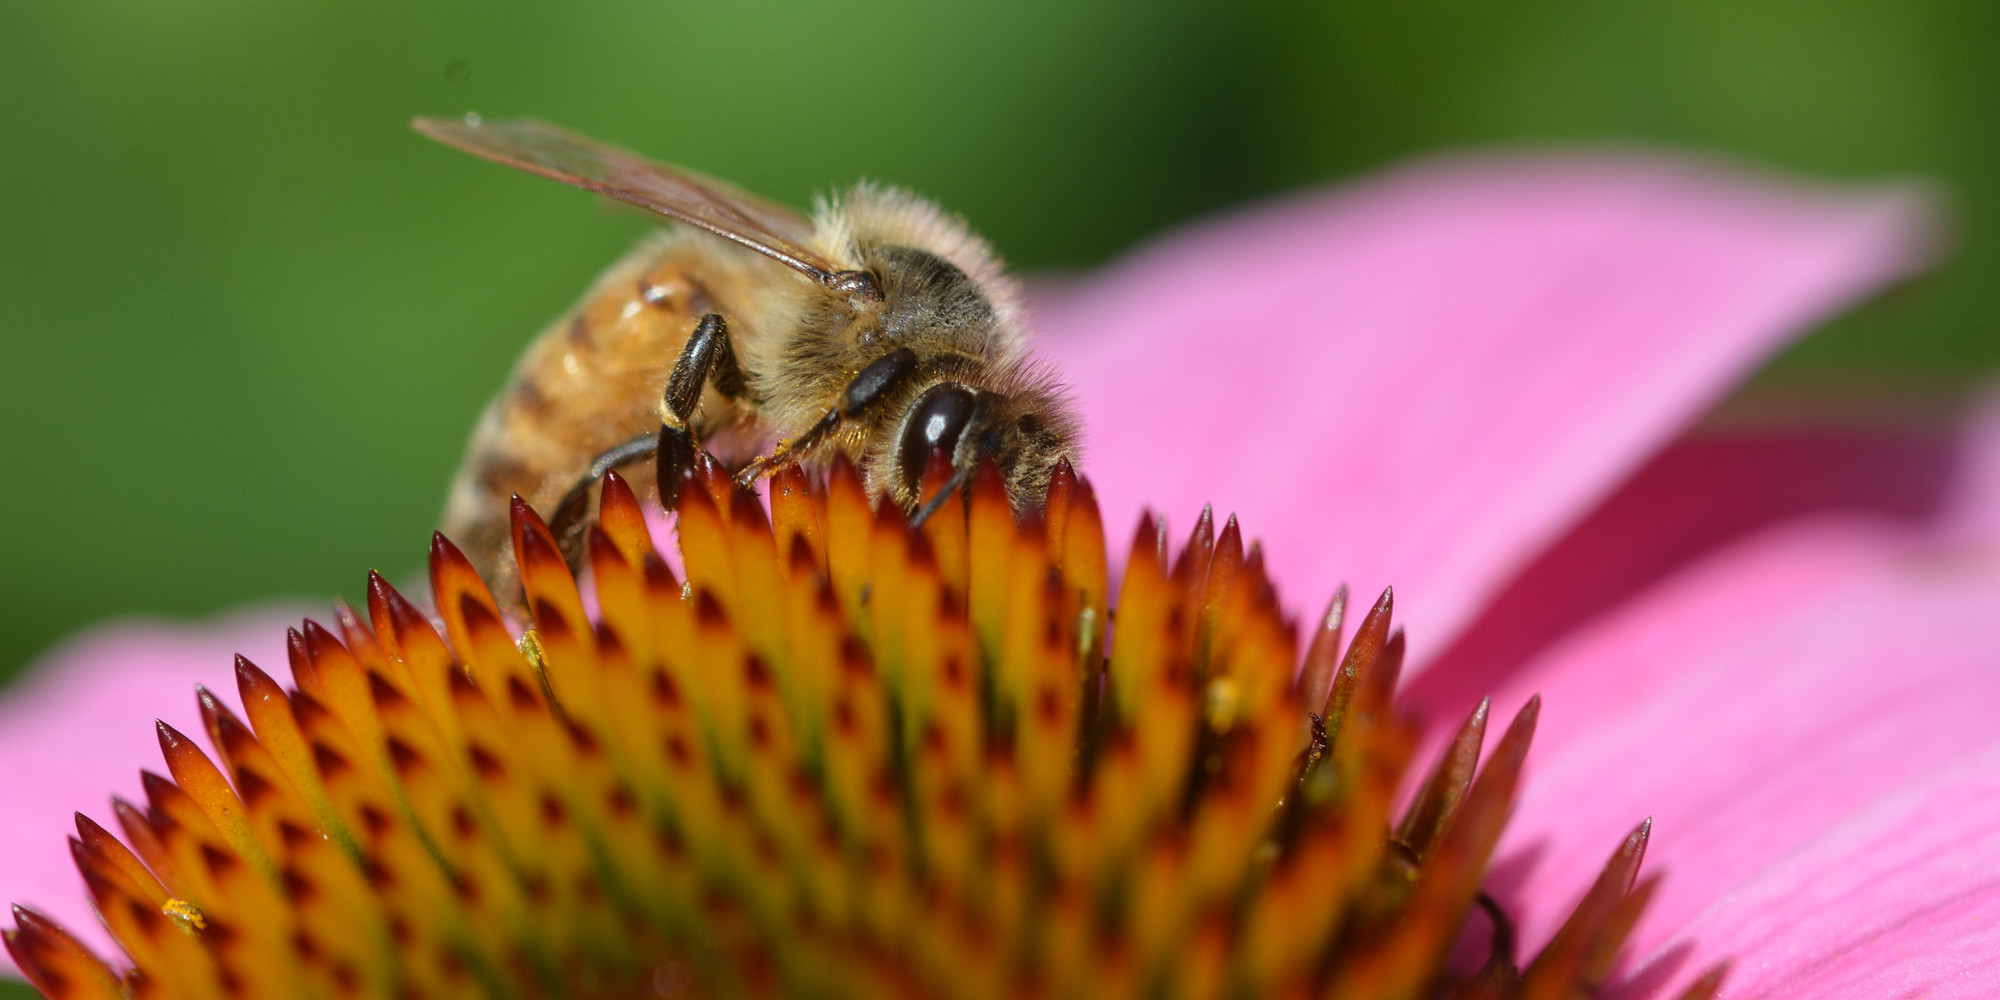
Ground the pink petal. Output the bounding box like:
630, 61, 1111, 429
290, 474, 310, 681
1610, 744, 2000, 1000
1445, 395, 2000, 995
1406, 412, 1958, 708
0, 607, 306, 963
1034, 152, 1931, 664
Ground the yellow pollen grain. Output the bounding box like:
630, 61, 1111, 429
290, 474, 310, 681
160, 898, 205, 931
1205, 675, 1241, 730
517, 626, 564, 713
657, 397, 687, 429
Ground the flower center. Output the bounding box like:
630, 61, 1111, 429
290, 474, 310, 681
6, 458, 1692, 1000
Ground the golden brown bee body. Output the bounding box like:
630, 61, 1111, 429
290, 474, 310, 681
438, 229, 753, 584
419, 117, 1079, 595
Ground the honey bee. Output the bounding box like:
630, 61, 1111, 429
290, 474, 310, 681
414, 115, 1080, 596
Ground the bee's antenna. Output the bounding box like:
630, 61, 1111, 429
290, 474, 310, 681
909, 463, 974, 528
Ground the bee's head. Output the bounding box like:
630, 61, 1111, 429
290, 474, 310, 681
890, 380, 1079, 522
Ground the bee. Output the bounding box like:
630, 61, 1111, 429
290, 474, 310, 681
414, 115, 1080, 596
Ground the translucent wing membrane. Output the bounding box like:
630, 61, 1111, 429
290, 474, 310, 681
413, 115, 842, 283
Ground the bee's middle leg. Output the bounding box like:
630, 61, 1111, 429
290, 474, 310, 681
545, 312, 742, 565
655, 312, 745, 507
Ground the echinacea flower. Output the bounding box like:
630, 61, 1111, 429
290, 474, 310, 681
3, 149, 1991, 998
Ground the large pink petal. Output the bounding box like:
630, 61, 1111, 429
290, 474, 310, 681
0, 608, 306, 963
1406, 411, 1960, 710
1611, 744, 2000, 1000
1035, 152, 1930, 665
1445, 395, 2000, 995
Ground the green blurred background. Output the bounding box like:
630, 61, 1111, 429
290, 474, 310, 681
4, 0, 1998, 703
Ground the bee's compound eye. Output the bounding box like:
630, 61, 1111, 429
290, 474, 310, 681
898, 385, 978, 492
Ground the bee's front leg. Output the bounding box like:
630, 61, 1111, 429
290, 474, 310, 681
732, 347, 919, 488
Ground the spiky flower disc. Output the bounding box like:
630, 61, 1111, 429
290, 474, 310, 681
6, 458, 1699, 1000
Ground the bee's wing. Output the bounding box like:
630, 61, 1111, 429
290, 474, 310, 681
414, 116, 842, 285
